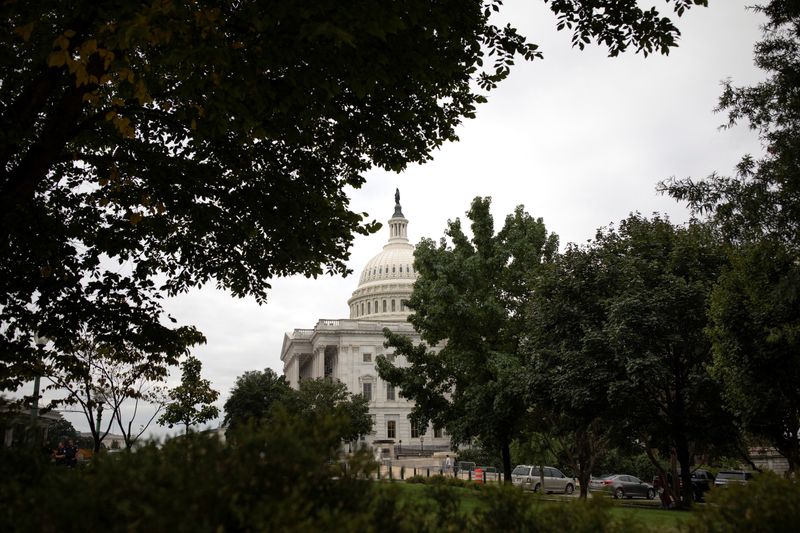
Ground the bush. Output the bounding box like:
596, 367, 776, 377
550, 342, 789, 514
0, 409, 380, 532
0, 410, 628, 532
404, 474, 482, 490
469, 484, 644, 533
687, 471, 800, 533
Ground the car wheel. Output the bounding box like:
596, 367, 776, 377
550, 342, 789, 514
533, 483, 541, 493
647, 488, 655, 500
614, 488, 624, 500
565, 484, 574, 495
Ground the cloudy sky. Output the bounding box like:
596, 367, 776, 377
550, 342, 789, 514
47, 1, 767, 439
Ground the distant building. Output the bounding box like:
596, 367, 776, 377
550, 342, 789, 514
1, 404, 62, 448
79, 431, 128, 450
749, 446, 790, 476
281, 191, 450, 453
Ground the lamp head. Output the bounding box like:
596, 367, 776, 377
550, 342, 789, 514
34, 333, 49, 348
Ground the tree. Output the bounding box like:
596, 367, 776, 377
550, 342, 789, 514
46, 335, 169, 452
596, 215, 735, 506
708, 240, 800, 473
159, 357, 219, 434
1, 0, 705, 392
289, 378, 372, 444
378, 197, 558, 482
223, 368, 292, 434
662, 0, 800, 475
527, 244, 618, 498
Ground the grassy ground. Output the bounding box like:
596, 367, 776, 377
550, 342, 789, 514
385, 481, 695, 531
608, 506, 693, 532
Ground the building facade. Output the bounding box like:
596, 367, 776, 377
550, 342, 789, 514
281, 191, 450, 452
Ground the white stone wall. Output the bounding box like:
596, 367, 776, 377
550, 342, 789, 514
280, 319, 450, 449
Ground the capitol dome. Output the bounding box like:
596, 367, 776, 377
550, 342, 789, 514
347, 190, 417, 321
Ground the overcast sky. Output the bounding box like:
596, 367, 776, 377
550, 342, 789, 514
45, 1, 767, 439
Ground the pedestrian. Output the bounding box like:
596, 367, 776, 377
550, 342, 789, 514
444, 455, 452, 477
53, 440, 66, 466
65, 438, 78, 467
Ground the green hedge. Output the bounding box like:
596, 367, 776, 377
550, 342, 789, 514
687, 471, 800, 533
15, 408, 785, 532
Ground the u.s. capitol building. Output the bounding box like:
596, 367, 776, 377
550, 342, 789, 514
281, 191, 450, 451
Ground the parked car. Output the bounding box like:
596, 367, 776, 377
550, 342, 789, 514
714, 470, 754, 488
652, 468, 715, 501
511, 465, 575, 494
688, 469, 715, 501
590, 474, 656, 500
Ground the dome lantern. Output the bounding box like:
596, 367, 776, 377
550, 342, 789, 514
347, 190, 416, 320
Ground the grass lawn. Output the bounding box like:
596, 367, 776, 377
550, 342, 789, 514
609, 506, 693, 532
382, 481, 485, 515
385, 481, 696, 531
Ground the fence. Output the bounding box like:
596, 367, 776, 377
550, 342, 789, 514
376, 462, 505, 484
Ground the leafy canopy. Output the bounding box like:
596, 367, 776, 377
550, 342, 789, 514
222, 368, 291, 431
289, 378, 373, 444
597, 215, 733, 505
1, 0, 704, 391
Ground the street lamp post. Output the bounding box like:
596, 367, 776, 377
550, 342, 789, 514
30, 333, 48, 445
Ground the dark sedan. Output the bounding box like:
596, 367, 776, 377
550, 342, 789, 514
590, 474, 656, 500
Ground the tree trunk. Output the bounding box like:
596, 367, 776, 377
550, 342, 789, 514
578, 468, 591, 499
501, 440, 512, 484
777, 426, 800, 477
675, 435, 694, 508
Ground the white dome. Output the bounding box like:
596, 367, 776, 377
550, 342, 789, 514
347, 191, 417, 321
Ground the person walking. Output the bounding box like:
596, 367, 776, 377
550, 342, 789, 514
53, 440, 66, 466
64, 438, 78, 467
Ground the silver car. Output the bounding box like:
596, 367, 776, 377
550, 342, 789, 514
714, 470, 754, 488
590, 474, 656, 500
511, 465, 575, 494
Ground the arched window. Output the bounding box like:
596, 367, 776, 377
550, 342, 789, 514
374, 300, 378, 313
392, 265, 395, 273
360, 303, 364, 316
391, 299, 396, 312
383, 300, 387, 312
367, 301, 371, 314
400, 301, 405, 311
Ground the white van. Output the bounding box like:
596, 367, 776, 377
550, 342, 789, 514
511, 465, 575, 494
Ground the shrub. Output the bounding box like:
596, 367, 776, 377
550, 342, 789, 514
0, 409, 380, 532
687, 471, 800, 533
403, 474, 482, 490
468, 484, 643, 533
